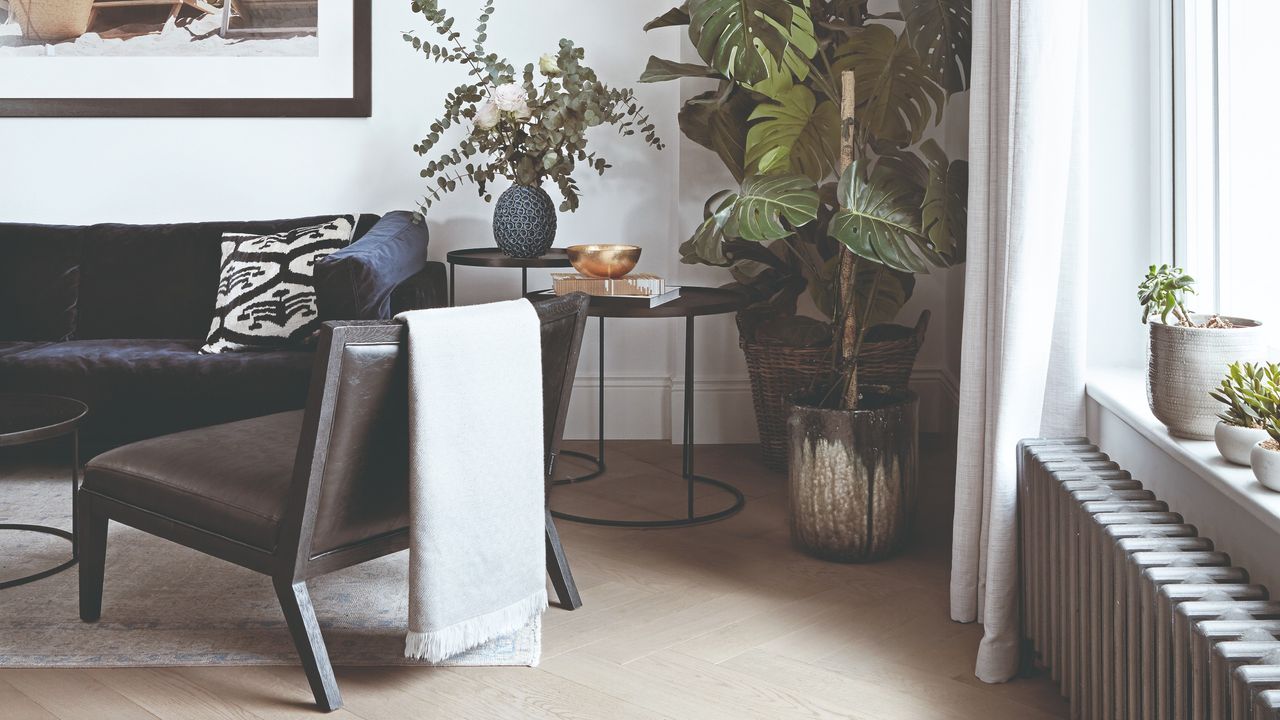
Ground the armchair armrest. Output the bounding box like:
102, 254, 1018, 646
314, 211, 429, 320
391, 261, 449, 314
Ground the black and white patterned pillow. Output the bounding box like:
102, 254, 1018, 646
200, 218, 354, 354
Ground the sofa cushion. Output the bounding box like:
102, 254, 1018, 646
0, 224, 83, 342
85, 411, 303, 550
0, 339, 313, 448
201, 218, 353, 354
314, 211, 430, 321
76, 214, 380, 340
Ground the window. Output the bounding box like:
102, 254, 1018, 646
1173, 0, 1280, 332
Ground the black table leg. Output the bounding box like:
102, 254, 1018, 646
448, 263, 456, 307
556, 316, 605, 484
0, 432, 80, 589
521, 267, 528, 297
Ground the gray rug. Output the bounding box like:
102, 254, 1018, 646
0, 465, 539, 668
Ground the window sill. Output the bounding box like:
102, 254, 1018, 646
1086, 367, 1280, 537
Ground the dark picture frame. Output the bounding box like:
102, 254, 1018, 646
0, 0, 371, 118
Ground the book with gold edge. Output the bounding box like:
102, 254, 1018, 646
551, 273, 665, 297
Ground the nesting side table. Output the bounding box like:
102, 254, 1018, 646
528, 287, 749, 528
1, 394, 87, 589
446, 247, 573, 305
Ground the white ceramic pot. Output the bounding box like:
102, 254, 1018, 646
1251, 441, 1280, 491
1215, 421, 1270, 466
1147, 315, 1268, 439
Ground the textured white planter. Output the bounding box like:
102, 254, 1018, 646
1215, 421, 1270, 466
1251, 442, 1280, 491
1147, 315, 1267, 440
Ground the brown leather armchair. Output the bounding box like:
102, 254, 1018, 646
76, 294, 590, 712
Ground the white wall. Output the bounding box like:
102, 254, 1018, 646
0, 0, 965, 442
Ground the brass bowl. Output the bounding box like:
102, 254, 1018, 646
565, 244, 642, 279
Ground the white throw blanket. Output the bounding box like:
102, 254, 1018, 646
395, 299, 547, 663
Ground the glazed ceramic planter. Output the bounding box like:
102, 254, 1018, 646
1250, 442, 1280, 491
786, 388, 919, 563
1215, 422, 1270, 466
1147, 315, 1267, 439
493, 184, 557, 258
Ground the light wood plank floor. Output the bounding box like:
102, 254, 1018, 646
0, 435, 1066, 719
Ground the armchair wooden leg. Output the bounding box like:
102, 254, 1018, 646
77, 494, 108, 622
545, 509, 581, 610
273, 579, 342, 712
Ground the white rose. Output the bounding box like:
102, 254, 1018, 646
473, 101, 500, 131
492, 83, 529, 113
539, 53, 561, 76
511, 99, 532, 122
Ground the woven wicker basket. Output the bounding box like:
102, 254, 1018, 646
743, 310, 930, 471
10, 0, 95, 42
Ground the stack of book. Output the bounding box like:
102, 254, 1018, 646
551, 273, 681, 307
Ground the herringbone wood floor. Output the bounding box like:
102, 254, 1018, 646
0, 436, 1067, 719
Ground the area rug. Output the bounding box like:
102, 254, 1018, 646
0, 467, 539, 668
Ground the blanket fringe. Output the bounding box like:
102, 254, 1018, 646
404, 589, 547, 663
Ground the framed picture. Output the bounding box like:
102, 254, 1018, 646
0, 0, 370, 117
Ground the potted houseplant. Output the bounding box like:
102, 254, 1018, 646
1209, 362, 1276, 466
1246, 371, 1280, 490
640, 0, 967, 472
405, 0, 663, 257
1139, 265, 1267, 439
642, 0, 970, 561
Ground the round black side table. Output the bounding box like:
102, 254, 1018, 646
0, 394, 87, 589
446, 248, 573, 306
528, 287, 749, 528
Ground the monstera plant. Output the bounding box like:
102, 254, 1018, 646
641, 0, 969, 410
643, 0, 971, 561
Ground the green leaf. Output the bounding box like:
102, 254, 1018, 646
687, 0, 803, 85
744, 84, 840, 182
919, 139, 967, 263
645, 3, 691, 30
745, 5, 817, 98
852, 264, 916, 327
680, 190, 738, 265
679, 89, 754, 182
639, 56, 723, 83
724, 174, 820, 242
832, 24, 944, 146
830, 160, 937, 273
899, 0, 972, 94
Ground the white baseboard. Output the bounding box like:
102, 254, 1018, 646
564, 366, 959, 443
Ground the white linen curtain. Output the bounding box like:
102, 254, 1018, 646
949, 0, 1090, 683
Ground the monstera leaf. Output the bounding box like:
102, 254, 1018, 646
645, 4, 691, 30
679, 89, 754, 182
832, 24, 944, 147
746, 5, 818, 99
688, 0, 804, 85
681, 190, 738, 266
900, 0, 971, 94
724, 174, 820, 242
830, 160, 940, 273
639, 56, 723, 83
744, 84, 841, 182
920, 139, 967, 263
852, 263, 916, 327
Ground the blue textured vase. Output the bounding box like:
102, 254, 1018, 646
492, 184, 558, 258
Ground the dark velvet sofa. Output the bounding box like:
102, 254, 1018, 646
0, 211, 446, 451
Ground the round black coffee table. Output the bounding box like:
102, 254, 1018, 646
528, 287, 749, 528
0, 394, 87, 589
446, 248, 573, 306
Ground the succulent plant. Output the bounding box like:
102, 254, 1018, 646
1228, 362, 1280, 444
1210, 362, 1279, 428
1138, 264, 1196, 326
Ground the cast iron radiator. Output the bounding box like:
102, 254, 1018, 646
1018, 439, 1280, 720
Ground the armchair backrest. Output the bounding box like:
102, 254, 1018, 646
278, 294, 590, 579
